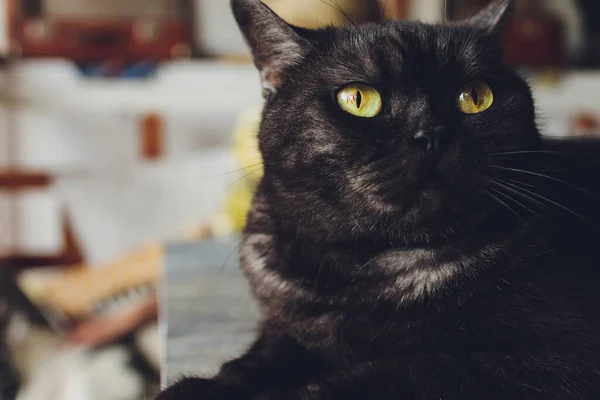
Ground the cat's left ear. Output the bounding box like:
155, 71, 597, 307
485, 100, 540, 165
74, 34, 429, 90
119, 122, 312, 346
467, 0, 514, 37
231, 0, 311, 97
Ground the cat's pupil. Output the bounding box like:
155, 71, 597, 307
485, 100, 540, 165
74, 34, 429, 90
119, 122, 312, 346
471, 88, 479, 106
356, 90, 362, 109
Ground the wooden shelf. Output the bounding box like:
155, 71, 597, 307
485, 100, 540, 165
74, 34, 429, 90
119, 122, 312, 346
0, 211, 84, 269
0, 169, 53, 189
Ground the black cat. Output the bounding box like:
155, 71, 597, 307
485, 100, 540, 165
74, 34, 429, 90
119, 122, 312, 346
158, 0, 600, 398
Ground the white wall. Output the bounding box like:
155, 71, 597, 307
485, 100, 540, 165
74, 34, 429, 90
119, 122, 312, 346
2, 60, 262, 264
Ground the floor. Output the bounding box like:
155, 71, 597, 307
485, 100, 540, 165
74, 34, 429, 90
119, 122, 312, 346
162, 239, 260, 385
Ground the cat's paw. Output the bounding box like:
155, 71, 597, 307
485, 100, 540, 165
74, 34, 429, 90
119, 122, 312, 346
155, 378, 236, 400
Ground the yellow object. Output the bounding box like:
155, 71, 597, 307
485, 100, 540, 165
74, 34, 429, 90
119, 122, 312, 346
212, 106, 264, 236
263, 0, 380, 29
233, 107, 264, 180
18, 225, 214, 323
212, 180, 257, 236
337, 84, 383, 118
456, 80, 494, 114
19, 243, 163, 319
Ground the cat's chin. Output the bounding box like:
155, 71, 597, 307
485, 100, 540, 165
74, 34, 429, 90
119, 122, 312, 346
364, 184, 481, 241
372, 179, 470, 217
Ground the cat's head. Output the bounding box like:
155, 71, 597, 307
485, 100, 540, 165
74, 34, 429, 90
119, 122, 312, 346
232, 0, 540, 243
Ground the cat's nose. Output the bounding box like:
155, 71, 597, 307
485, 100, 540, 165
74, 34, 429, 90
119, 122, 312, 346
411, 126, 446, 155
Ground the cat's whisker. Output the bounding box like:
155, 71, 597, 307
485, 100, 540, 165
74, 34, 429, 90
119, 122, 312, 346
482, 188, 527, 227
351, 215, 363, 230
201, 163, 264, 180
489, 187, 533, 222
220, 236, 250, 275
313, 258, 327, 287
502, 178, 552, 194
489, 165, 595, 197
318, 0, 368, 41
484, 143, 540, 153
493, 178, 596, 228
489, 150, 568, 156
488, 179, 545, 219
227, 166, 264, 189
492, 179, 548, 211
489, 176, 596, 227
484, 186, 545, 240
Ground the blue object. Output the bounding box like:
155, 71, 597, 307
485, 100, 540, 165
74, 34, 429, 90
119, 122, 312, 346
79, 60, 158, 79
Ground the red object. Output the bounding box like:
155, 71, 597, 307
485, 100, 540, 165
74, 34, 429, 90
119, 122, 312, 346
450, 0, 565, 69
0, 170, 53, 189
68, 295, 158, 347
18, 18, 189, 62
141, 113, 164, 161
502, 0, 565, 68
571, 113, 600, 137
386, 0, 409, 20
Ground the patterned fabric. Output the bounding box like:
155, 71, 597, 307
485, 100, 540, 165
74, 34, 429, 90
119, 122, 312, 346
19, 243, 161, 319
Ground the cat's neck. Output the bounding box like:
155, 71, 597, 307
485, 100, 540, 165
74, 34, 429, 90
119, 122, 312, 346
262, 183, 592, 262
240, 219, 546, 358
247, 182, 530, 249
243, 187, 543, 317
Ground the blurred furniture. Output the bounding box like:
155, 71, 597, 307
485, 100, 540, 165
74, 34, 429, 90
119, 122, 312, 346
0, 1, 10, 58
19, 242, 161, 324
0, 60, 260, 267
448, 0, 585, 68
12, 0, 191, 61
385, 0, 409, 20
162, 239, 259, 385
0, 170, 83, 270
503, 0, 565, 68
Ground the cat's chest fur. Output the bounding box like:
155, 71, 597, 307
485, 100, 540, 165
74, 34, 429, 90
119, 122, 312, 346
239, 224, 543, 360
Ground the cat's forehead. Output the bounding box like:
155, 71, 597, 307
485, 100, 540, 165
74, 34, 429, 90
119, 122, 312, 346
338, 21, 489, 56
313, 21, 498, 84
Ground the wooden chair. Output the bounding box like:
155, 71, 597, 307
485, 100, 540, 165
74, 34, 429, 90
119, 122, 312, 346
0, 170, 84, 271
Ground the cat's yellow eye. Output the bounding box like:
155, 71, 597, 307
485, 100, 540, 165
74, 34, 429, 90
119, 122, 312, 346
456, 80, 494, 114
337, 84, 382, 118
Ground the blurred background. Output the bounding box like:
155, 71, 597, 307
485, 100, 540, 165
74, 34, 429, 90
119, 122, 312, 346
0, 0, 598, 399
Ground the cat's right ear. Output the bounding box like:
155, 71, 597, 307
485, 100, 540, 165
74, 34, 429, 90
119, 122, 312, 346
466, 0, 514, 37
231, 0, 311, 97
